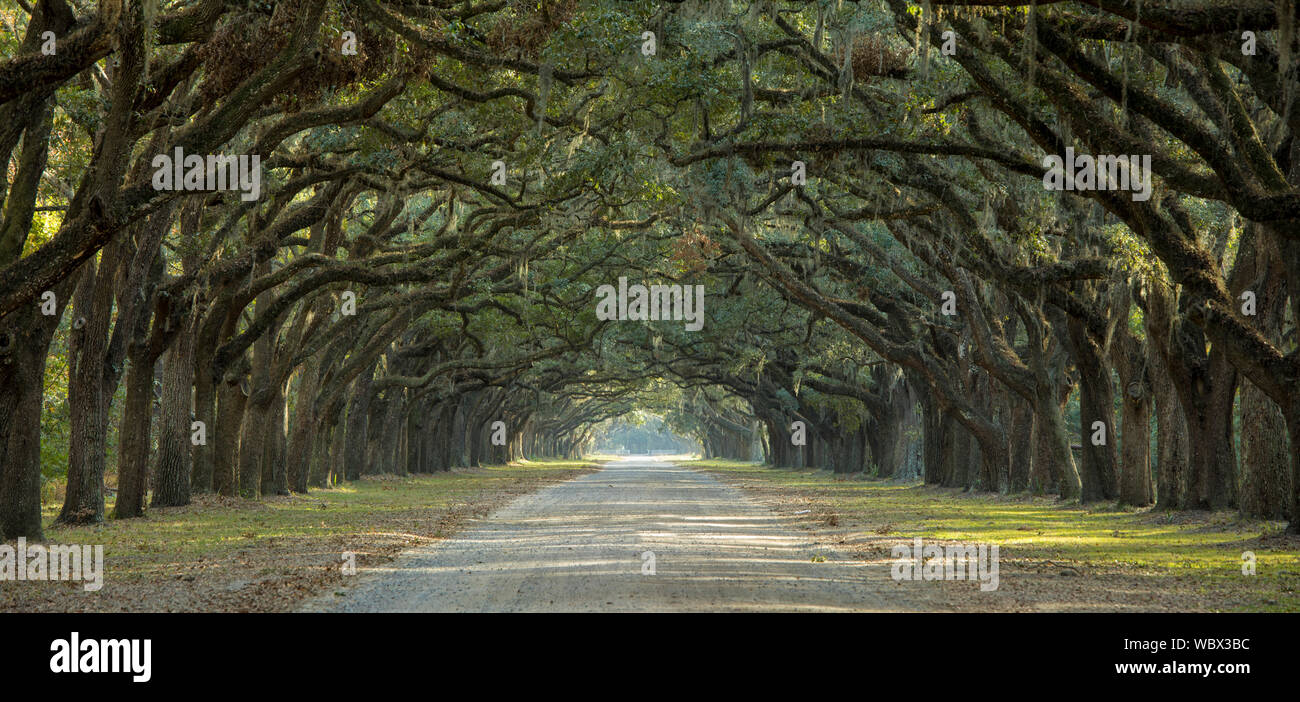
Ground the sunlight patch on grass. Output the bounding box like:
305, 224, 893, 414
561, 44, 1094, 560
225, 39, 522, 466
685, 458, 1300, 612
4, 460, 596, 611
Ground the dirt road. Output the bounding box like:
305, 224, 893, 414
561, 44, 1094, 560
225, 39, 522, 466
304, 457, 923, 612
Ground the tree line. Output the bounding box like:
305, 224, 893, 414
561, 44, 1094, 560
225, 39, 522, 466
1, 0, 1297, 542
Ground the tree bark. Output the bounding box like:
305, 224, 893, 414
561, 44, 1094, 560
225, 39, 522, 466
213, 375, 247, 497
152, 322, 195, 508
0, 301, 65, 540
114, 340, 156, 518
1066, 315, 1119, 502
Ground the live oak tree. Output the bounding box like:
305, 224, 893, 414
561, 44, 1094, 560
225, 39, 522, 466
1, 0, 1297, 541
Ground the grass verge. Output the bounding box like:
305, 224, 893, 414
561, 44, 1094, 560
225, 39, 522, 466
686, 458, 1300, 612
1, 459, 597, 613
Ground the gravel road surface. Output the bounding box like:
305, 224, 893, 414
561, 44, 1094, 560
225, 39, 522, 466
303, 457, 921, 612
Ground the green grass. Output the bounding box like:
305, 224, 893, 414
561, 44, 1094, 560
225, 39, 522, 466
44, 461, 595, 560
5, 459, 596, 612
686, 459, 1300, 612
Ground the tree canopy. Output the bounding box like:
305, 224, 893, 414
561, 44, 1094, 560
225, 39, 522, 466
1, 0, 1297, 540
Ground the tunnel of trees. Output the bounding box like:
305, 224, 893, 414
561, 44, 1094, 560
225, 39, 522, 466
1, 0, 1297, 541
